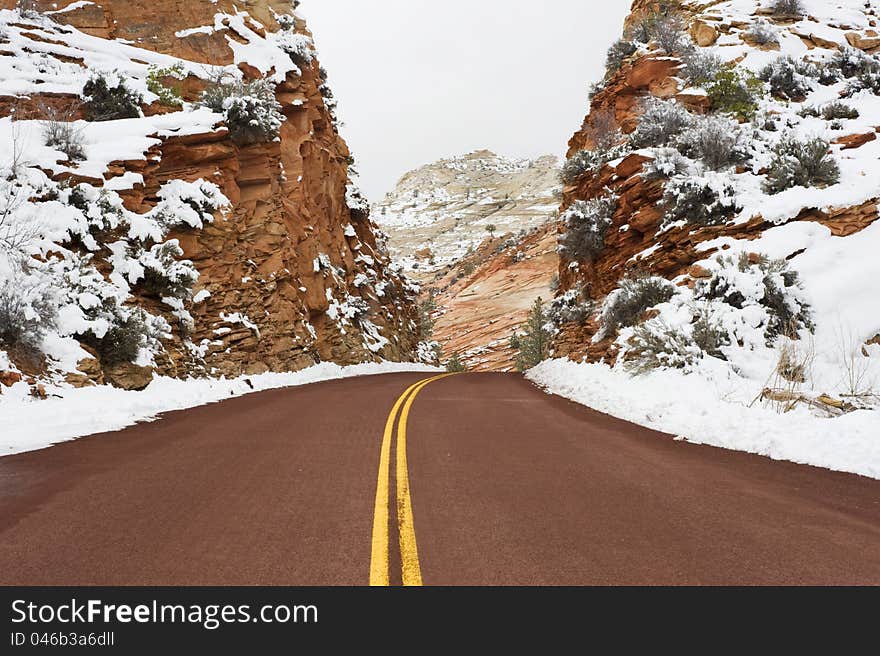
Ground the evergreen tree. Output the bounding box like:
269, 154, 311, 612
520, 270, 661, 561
510, 297, 552, 372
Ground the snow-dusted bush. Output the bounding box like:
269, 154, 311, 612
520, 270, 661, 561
770, 0, 805, 17
652, 14, 688, 54
747, 19, 779, 45
662, 175, 741, 227
549, 286, 594, 326
83, 74, 143, 121
89, 307, 148, 366
629, 98, 692, 148
832, 46, 880, 79
845, 70, 880, 96
681, 48, 724, 86
800, 101, 860, 121
558, 196, 616, 262
600, 275, 676, 336
763, 136, 839, 194
273, 29, 315, 68
151, 179, 227, 231
691, 305, 730, 358
605, 39, 637, 76
628, 9, 687, 53
759, 56, 817, 100
642, 147, 690, 180
694, 253, 812, 340
706, 68, 764, 119
16, 0, 40, 19
583, 108, 622, 152
201, 79, 284, 144
444, 352, 467, 373
41, 104, 86, 162
625, 318, 700, 374
139, 241, 198, 300
146, 64, 184, 108
675, 114, 751, 170
560, 145, 626, 184
0, 270, 58, 355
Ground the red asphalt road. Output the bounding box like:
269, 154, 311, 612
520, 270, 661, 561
0, 372, 878, 585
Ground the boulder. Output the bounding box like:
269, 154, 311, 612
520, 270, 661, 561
104, 363, 155, 391
690, 20, 719, 47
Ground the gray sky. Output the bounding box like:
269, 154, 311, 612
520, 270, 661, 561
303, 0, 632, 201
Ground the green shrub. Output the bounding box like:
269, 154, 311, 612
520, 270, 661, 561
763, 136, 839, 194
705, 68, 763, 119
146, 64, 184, 107
444, 352, 467, 373
200, 79, 284, 144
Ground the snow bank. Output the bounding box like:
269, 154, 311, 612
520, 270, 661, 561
0, 363, 439, 457
527, 359, 880, 480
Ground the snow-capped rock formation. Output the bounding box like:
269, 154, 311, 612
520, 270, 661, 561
0, 0, 420, 392
375, 150, 560, 277
551, 0, 880, 417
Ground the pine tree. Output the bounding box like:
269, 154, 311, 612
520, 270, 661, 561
510, 297, 552, 372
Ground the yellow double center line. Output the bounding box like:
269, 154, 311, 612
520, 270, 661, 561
369, 374, 456, 586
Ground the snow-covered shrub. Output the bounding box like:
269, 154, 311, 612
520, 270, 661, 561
139, 241, 198, 300
628, 8, 687, 53
346, 182, 370, 222
694, 253, 812, 340
0, 270, 58, 356
706, 68, 764, 119
691, 305, 729, 358
652, 14, 688, 54
146, 64, 184, 108
662, 175, 741, 227
832, 46, 880, 79
42, 109, 85, 162
444, 352, 467, 373
642, 147, 690, 180
681, 48, 724, 86
759, 56, 817, 100
625, 318, 700, 374
763, 136, 839, 194
605, 39, 637, 76
600, 275, 676, 336
770, 0, 805, 17
629, 98, 693, 148
86, 306, 149, 366
549, 286, 594, 326
810, 101, 859, 120
675, 114, 751, 170
83, 74, 143, 121
16, 0, 40, 19
845, 70, 880, 96
747, 19, 779, 45
558, 196, 616, 263
151, 179, 227, 231
200, 79, 284, 144
274, 30, 315, 69
560, 145, 626, 184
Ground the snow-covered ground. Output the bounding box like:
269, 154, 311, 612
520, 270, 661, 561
0, 362, 439, 457
528, 359, 880, 480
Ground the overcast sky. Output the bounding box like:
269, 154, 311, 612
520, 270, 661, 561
303, 0, 632, 200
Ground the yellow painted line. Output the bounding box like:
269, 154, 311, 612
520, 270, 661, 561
369, 373, 456, 586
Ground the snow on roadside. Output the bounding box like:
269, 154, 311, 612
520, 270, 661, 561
527, 359, 880, 480
0, 363, 439, 457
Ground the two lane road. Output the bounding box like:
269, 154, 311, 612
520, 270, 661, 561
1, 373, 878, 585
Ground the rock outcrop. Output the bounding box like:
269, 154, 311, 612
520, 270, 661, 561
554, 0, 880, 364
0, 0, 420, 386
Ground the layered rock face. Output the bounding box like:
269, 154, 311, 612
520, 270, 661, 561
376, 150, 559, 280
0, 0, 419, 387
375, 150, 559, 370
554, 0, 880, 364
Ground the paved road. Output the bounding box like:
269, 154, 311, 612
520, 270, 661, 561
1, 373, 878, 585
